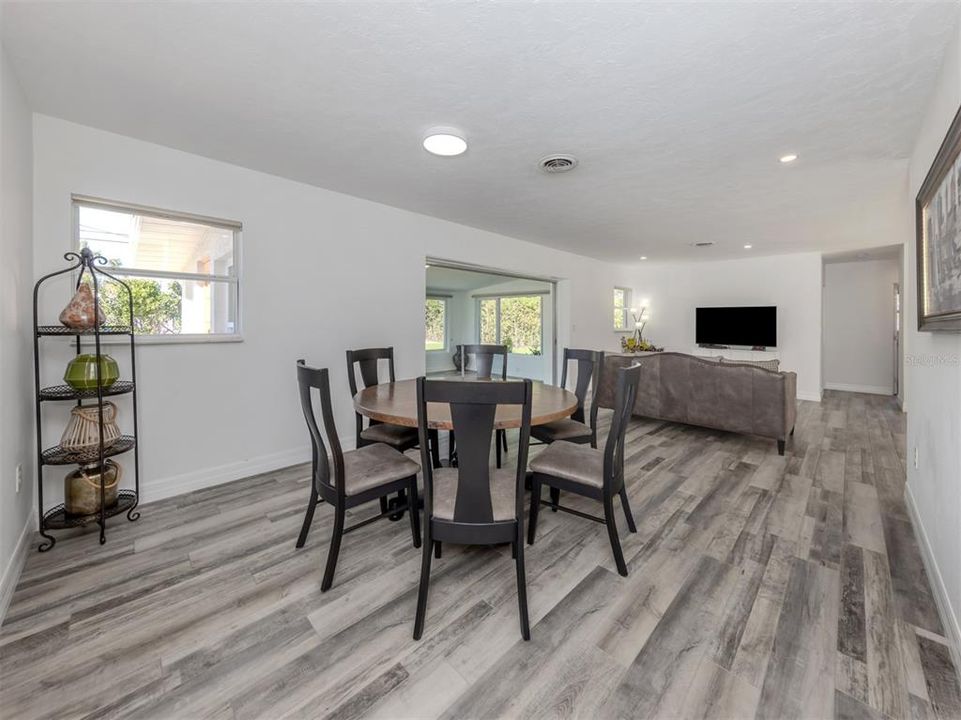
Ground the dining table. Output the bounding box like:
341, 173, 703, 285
352, 374, 579, 431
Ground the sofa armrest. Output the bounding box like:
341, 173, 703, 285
782, 371, 797, 435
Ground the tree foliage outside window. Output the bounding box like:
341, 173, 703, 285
478, 295, 542, 355
614, 287, 630, 330
96, 277, 183, 335
425, 297, 446, 351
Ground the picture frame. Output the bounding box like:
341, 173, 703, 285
916, 105, 961, 332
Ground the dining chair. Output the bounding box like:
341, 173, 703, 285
455, 343, 510, 468
347, 347, 441, 471
295, 360, 421, 592
527, 363, 641, 577
413, 376, 533, 641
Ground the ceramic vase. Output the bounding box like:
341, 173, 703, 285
59, 284, 105, 330
64, 354, 119, 390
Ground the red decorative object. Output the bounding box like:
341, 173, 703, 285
59, 283, 105, 330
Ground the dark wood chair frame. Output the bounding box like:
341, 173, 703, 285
413, 376, 533, 641
295, 360, 421, 592
450, 344, 510, 469
528, 364, 641, 577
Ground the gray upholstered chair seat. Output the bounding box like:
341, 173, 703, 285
342, 444, 420, 496
360, 422, 419, 447
529, 441, 604, 488
531, 418, 592, 444
431, 468, 517, 521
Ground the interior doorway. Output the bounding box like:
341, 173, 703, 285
424, 260, 557, 384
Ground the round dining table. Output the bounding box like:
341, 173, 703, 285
352, 375, 578, 430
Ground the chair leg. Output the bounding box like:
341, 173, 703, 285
408, 477, 421, 548
428, 429, 441, 469
514, 534, 531, 641
527, 478, 541, 545
501, 429, 508, 454
413, 529, 433, 640
321, 504, 345, 592
379, 496, 389, 514
496, 432, 502, 469
434, 541, 442, 559
448, 430, 456, 466
295, 486, 319, 548
619, 486, 638, 534
604, 494, 628, 577
550, 487, 560, 512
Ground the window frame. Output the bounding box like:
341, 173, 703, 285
71, 195, 243, 344
474, 292, 545, 356
613, 286, 632, 333
425, 295, 449, 353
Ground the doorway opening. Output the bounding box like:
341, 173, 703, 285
424, 260, 557, 384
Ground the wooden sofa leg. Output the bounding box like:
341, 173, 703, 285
777, 439, 785, 456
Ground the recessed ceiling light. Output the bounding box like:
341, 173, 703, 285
640, 256, 648, 261
779, 154, 798, 163
744, 244, 753, 249
423, 131, 467, 157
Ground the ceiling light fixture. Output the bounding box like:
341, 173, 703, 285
640, 256, 648, 260
744, 244, 753, 249
423, 130, 467, 157
779, 153, 798, 163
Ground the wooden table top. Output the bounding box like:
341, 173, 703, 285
353, 376, 578, 430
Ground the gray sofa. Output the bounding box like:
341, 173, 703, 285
595, 352, 797, 454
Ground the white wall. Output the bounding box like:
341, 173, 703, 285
32, 116, 635, 505
0, 41, 35, 621
630, 253, 824, 401
904, 17, 961, 662
823, 258, 900, 395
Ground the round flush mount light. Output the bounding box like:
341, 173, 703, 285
744, 244, 753, 249
423, 130, 467, 156
640, 256, 648, 260
779, 153, 798, 164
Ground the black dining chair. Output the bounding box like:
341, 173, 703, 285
347, 347, 441, 471
295, 360, 421, 592
413, 376, 533, 641
527, 363, 641, 577
455, 344, 510, 468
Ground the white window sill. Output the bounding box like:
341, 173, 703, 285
85, 334, 244, 346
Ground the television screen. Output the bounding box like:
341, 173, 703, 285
696, 306, 777, 348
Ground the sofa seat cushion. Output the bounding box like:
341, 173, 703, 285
531, 418, 592, 444
431, 468, 517, 521
361, 422, 418, 448
529, 441, 604, 488
342, 443, 420, 496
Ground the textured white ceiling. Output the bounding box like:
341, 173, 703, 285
3, 1, 958, 262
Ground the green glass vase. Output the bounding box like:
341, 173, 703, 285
64, 354, 119, 390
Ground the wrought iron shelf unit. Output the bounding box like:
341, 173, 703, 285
32, 248, 142, 551
36, 325, 132, 337
41, 489, 139, 530
39, 381, 135, 402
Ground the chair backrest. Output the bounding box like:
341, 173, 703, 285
297, 360, 345, 495
602, 363, 642, 493
346, 347, 396, 396
459, 343, 508, 379
561, 348, 604, 430
416, 377, 532, 524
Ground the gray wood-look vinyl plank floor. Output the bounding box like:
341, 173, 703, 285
2, 390, 959, 719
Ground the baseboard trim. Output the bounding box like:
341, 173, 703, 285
0, 517, 33, 627
904, 481, 961, 685
797, 391, 823, 402
823, 382, 894, 396
141, 445, 313, 503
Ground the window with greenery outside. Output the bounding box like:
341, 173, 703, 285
425, 297, 446, 351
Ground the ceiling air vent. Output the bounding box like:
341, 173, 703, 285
539, 155, 578, 174
691, 241, 715, 248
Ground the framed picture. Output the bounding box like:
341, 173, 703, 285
916, 105, 961, 332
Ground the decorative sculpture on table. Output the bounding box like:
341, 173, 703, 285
620, 305, 664, 353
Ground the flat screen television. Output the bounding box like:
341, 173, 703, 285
696, 306, 777, 348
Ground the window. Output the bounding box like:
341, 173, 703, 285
425, 296, 448, 351
614, 287, 632, 331
477, 295, 543, 355
73, 197, 241, 339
